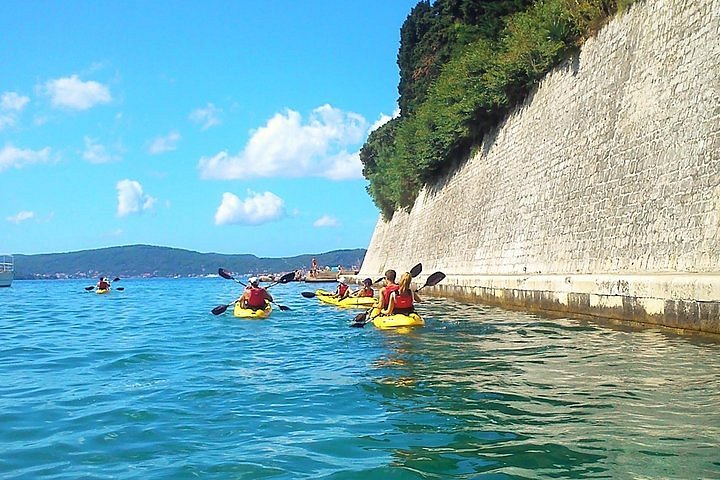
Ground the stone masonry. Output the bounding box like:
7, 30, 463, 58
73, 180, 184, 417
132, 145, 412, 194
359, 0, 720, 334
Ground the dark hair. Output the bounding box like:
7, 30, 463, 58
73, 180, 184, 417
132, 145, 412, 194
363, 278, 372, 285
384, 269, 396, 282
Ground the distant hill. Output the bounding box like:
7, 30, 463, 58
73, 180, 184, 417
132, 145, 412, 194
13, 244, 366, 280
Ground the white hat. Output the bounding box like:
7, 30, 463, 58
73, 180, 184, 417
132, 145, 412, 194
248, 276, 259, 285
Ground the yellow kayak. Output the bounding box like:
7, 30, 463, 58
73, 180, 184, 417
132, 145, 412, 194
95, 288, 110, 295
233, 301, 272, 319
368, 307, 424, 329
315, 289, 377, 309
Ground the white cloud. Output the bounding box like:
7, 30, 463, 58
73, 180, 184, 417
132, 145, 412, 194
0, 143, 52, 172
83, 137, 121, 164
6, 210, 35, 224
116, 179, 156, 217
148, 131, 181, 154
214, 190, 284, 226
313, 214, 339, 227
1, 92, 29, 111
370, 108, 400, 132
189, 103, 222, 130
198, 104, 369, 181
0, 92, 30, 131
43, 75, 111, 110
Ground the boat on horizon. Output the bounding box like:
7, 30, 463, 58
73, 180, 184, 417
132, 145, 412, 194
0, 254, 14, 287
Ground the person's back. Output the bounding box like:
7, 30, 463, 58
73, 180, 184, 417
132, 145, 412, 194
386, 271, 420, 315
241, 277, 273, 310
378, 269, 398, 311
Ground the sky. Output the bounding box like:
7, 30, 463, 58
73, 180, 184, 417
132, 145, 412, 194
0, 1, 419, 257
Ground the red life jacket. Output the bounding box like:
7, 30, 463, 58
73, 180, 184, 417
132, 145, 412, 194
247, 287, 266, 308
359, 287, 374, 297
381, 284, 399, 308
338, 283, 349, 297
393, 290, 414, 310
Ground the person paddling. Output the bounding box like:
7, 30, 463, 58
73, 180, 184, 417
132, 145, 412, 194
238, 277, 273, 311
382, 271, 421, 316
333, 279, 350, 300
351, 278, 374, 298
97, 276, 110, 290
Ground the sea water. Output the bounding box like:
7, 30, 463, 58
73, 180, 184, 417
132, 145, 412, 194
1, 278, 718, 479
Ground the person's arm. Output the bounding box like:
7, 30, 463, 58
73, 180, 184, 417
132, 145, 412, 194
265, 290, 274, 302
383, 292, 396, 315
413, 290, 421, 303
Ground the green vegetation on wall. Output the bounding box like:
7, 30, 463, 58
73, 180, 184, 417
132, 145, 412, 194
361, 0, 637, 219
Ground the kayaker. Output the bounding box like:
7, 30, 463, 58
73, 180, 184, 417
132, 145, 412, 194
382, 271, 421, 315
351, 278, 374, 297
97, 276, 110, 290
239, 277, 273, 311
333, 279, 350, 300
377, 269, 398, 311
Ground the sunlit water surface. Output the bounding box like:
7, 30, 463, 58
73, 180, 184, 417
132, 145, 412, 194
1, 278, 718, 479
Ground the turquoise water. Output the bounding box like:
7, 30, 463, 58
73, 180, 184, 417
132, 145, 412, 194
1, 278, 719, 479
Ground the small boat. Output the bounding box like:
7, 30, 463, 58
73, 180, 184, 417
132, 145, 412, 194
368, 307, 424, 330
234, 301, 272, 319
0, 254, 14, 288
315, 289, 377, 309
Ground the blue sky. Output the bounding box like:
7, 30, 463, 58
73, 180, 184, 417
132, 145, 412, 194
1, 1, 418, 257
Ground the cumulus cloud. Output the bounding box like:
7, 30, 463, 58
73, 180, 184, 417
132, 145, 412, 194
148, 131, 181, 154
313, 215, 339, 227
189, 103, 222, 130
116, 179, 156, 217
214, 190, 284, 226
198, 104, 369, 181
83, 137, 121, 164
6, 210, 35, 224
0, 143, 52, 172
43, 75, 111, 110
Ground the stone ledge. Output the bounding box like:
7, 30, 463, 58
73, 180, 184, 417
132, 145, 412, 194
422, 273, 720, 335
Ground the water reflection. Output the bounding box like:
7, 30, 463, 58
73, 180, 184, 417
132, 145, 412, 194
363, 296, 720, 478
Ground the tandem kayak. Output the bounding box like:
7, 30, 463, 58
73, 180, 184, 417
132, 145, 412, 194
368, 307, 424, 330
315, 289, 377, 309
233, 301, 272, 319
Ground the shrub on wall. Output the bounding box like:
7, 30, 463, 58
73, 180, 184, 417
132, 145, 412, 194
360, 0, 636, 219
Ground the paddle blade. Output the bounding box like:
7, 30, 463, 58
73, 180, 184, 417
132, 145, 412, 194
278, 305, 291, 311
85, 286, 95, 291
350, 321, 367, 328
218, 268, 234, 280
417, 271, 446, 291
115, 287, 125, 291
374, 277, 384, 284
112, 277, 120, 282
211, 304, 229, 315
410, 263, 423, 278
278, 272, 296, 284
301, 291, 316, 298
353, 311, 367, 322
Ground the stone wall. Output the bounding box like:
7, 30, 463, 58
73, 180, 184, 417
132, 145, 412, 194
359, 0, 720, 334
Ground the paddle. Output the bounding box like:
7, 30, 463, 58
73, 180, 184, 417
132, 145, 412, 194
212, 269, 293, 314
84, 277, 122, 292
351, 270, 445, 327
